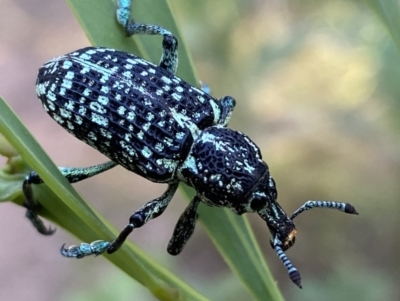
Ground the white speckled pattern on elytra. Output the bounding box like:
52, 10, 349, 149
36, 47, 233, 182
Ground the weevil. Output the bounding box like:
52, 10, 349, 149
22, 0, 358, 288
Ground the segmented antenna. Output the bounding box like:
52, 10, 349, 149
273, 236, 302, 288
290, 200, 358, 220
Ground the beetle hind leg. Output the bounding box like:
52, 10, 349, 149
116, 0, 178, 74
61, 182, 179, 258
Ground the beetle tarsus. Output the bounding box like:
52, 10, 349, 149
61, 241, 111, 258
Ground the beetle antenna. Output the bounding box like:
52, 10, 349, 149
290, 200, 358, 220
273, 236, 302, 288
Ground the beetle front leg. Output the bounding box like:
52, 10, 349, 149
61, 182, 179, 258
22, 161, 117, 235
218, 96, 236, 126
116, 0, 178, 74
167, 196, 200, 255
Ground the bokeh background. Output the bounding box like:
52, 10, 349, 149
0, 0, 399, 300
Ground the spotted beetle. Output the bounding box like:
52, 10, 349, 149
22, 0, 358, 288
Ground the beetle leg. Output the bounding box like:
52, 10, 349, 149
200, 81, 211, 94
22, 180, 55, 235
167, 196, 201, 255
116, 0, 178, 74
290, 200, 358, 220
59, 241, 110, 259
218, 96, 236, 126
61, 182, 179, 258
22, 161, 117, 235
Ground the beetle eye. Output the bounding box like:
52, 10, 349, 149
250, 194, 267, 211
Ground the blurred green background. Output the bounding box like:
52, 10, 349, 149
0, 0, 399, 300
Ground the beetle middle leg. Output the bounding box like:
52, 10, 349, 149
22, 161, 118, 235
61, 182, 179, 258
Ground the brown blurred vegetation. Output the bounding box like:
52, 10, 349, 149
0, 0, 399, 300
